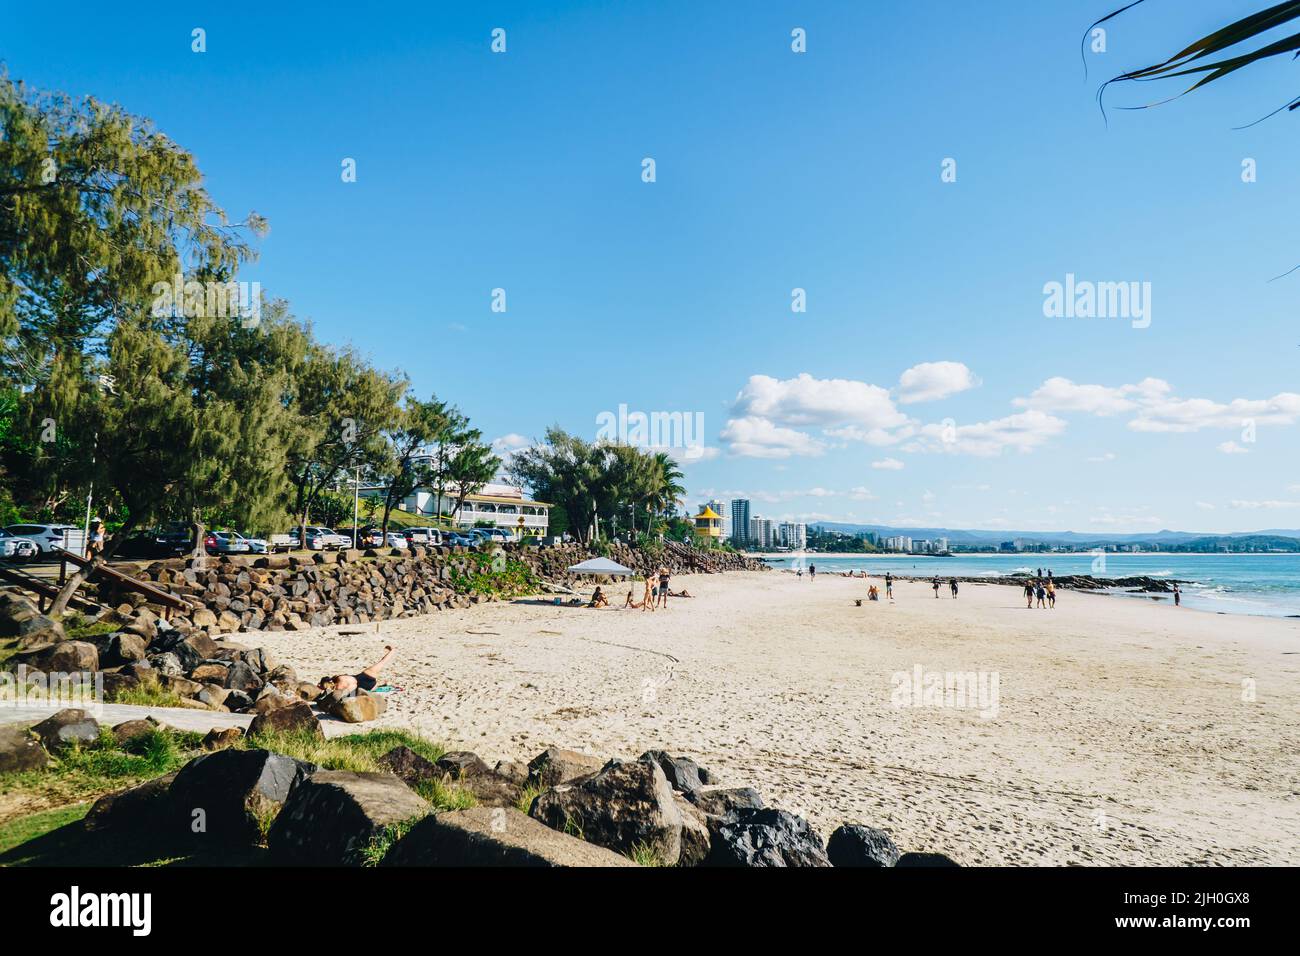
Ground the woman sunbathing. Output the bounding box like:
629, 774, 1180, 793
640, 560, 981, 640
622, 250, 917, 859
587, 587, 609, 608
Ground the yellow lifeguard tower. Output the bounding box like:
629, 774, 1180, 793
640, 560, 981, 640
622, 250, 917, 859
693, 506, 724, 543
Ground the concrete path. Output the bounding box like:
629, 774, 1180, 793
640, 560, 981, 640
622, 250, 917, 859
0, 702, 358, 737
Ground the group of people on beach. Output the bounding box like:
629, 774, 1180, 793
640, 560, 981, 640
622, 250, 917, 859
1025, 569, 1056, 609
584, 567, 692, 610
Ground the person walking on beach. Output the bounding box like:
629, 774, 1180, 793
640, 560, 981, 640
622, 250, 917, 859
1046, 581, 1056, 609
1035, 582, 1047, 608
809, 564, 816, 580
655, 567, 671, 608
885, 572, 893, 599
1173, 584, 1181, 607
1025, 581, 1035, 608
932, 576, 940, 598
949, 577, 959, 599
641, 575, 656, 612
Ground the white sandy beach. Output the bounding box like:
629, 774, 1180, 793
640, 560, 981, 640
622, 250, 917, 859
255, 572, 1300, 866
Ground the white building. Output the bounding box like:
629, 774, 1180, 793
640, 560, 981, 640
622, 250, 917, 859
749, 515, 775, 549
778, 521, 807, 550
366, 481, 551, 539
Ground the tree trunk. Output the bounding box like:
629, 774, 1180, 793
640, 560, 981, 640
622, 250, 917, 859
49, 515, 139, 617
188, 519, 206, 559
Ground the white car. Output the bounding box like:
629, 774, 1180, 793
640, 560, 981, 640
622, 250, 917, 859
2, 523, 79, 555
230, 531, 268, 554
0, 529, 39, 561
319, 528, 352, 550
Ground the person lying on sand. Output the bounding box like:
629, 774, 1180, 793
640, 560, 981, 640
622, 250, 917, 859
668, 588, 693, 598
623, 589, 641, 608
587, 587, 609, 609
319, 645, 396, 697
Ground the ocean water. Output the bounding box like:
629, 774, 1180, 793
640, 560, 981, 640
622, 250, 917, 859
759, 553, 1300, 619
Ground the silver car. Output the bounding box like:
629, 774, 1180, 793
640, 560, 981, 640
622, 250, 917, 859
2, 523, 79, 555
0, 529, 39, 561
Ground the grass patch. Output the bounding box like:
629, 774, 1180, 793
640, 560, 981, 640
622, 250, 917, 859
0, 726, 200, 810
0, 803, 90, 857
239, 727, 446, 772
359, 812, 429, 867
412, 776, 476, 811
515, 780, 545, 815
62, 614, 122, 641
626, 840, 666, 867
108, 674, 186, 708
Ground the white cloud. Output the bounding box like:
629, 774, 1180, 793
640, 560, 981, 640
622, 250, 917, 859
491, 433, 531, 454
732, 373, 908, 429
1217, 441, 1250, 455
848, 486, 877, 500
871, 457, 905, 470
1087, 452, 1117, 462
1131, 393, 1300, 433
1196, 501, 1216, 510
896, 361, 980, 404
719, 416, 826, 459
908, 410, 1067, 457
1015, 377, 1170, 416
1229, 499, 1300, 509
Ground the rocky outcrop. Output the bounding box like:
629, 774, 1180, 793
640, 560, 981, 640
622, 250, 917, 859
168, 748, 316, 845
896, 851, 962, 867
268, 771, 429, 866
0, 590, 65, 645
382, 807, 636, 867
245, 699, 324, 739
703, 807, 832, 867
0, 725, 49, 773
84, 540, 764, 637
30, 708, 100, 752
83, 772, 178, 833
529, 758, 685, 864
526, 746, 605, 788
827, 823, 901, 867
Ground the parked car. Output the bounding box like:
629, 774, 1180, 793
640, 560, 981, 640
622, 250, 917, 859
442, 531, 473, 547
318, 528, 352, 550
205, 530, 252, 555
2, 523, 80, 555
233, 531, 269, 554
0, 529, 39, 562
384, 531, 407, 548
268, 533, 299, 553
118, 525, 193, 559
288, 526, 329, 551
477, 528, 512, 545
404, 528, 442, 547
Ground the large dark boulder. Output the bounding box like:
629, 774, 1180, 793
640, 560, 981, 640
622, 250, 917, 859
245, 700, 323, 740
0, 725, 49, 773
319, 689, 387, 723
526, 746, 604, 788
382, 807, 637, 867
168, 748, 316, 845
30, 708, 100, 752
268, 771, 429, 866
826, 824, 901, 868
436, 751, 491, 780
639, 750, 710, 794
685, 786, 764, 821
703, 808, 831, 867
84, 772, 178, 833
896, 851, 961, 867
376, 745, 439, 788
224, 660, 264, 695
530, 758, 684, 864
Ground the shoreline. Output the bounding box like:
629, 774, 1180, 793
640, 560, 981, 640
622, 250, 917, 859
255, 570, 1300, 866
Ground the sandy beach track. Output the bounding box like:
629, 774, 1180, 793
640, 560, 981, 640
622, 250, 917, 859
255, 571, 1300, 866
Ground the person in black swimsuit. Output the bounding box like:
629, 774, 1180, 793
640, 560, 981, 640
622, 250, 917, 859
320, 645, 396, 696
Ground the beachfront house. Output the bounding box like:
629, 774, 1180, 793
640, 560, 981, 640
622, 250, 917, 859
693, 506, 725, 544
363, 480, 551, 539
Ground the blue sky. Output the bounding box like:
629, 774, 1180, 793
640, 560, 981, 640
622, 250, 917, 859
6, 0, 1299, 533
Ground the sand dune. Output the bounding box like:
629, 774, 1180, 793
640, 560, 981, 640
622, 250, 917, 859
254, 571, 1300, 865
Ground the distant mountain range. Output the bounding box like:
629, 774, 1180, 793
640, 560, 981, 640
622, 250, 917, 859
810, 522, 1300, 547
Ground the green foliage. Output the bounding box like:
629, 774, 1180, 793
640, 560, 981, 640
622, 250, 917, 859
515, 780, 546, 815
449, 550, 539, 598
627, 840, 666, 867
360, 812, 430, 866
